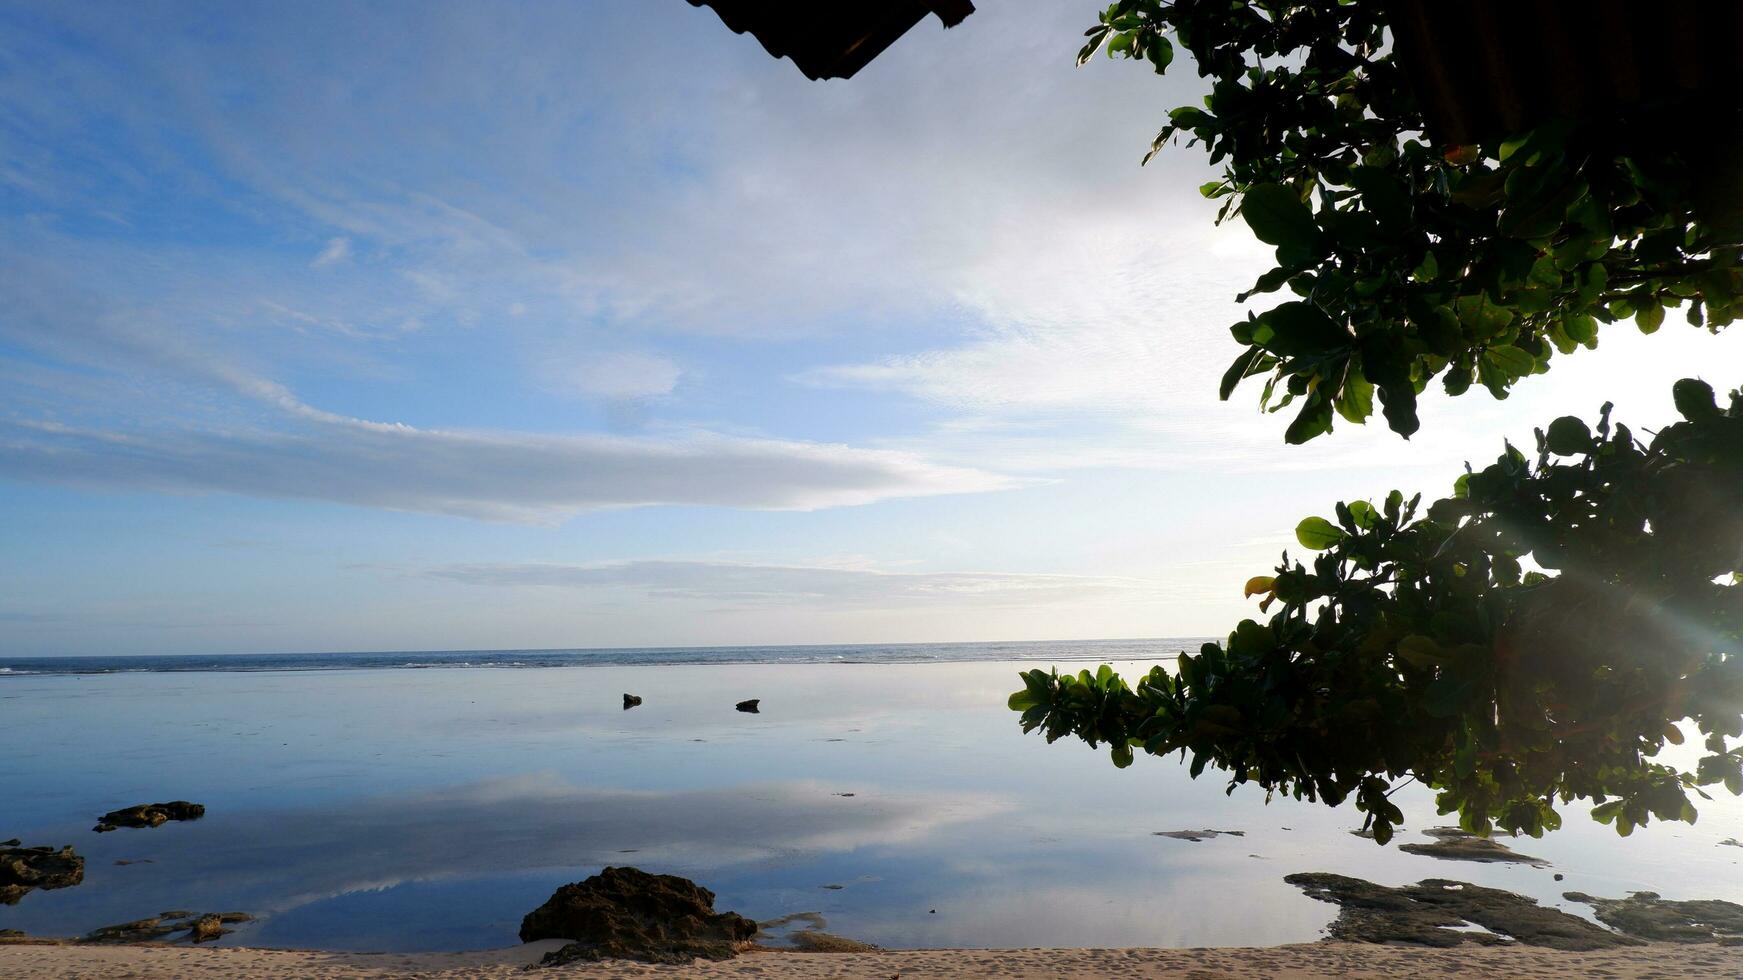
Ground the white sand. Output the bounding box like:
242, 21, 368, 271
3, 941, 1740, 979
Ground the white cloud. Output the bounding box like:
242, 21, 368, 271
0, 416, 1015, 523
421, 559, 1160, 607
309, 235, 351, 268
546, 350, 682, 401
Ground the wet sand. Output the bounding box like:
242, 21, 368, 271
3, 941, 1741, 978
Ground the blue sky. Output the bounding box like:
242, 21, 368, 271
3, 2, 1738, 656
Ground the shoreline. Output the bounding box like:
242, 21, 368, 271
4, 940, 1743, 978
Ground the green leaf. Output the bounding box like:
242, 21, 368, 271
1294, 516, 1344, 550
1543, 416, 1592, 455
1258, 302, 1349, 356
1241, 183, 1319, 253
1219, 347, 1264, 400
1673, 378, 1719, 419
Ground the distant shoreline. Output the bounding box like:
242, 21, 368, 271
0, 638, 1202, 677
2, 940, 1734, 978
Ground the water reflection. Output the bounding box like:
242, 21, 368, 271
5, 660, 1743, 951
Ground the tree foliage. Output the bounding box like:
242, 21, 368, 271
1013, 381, 1743, 842
1079, 0, 1740, 443
1014, 1, 1743, 840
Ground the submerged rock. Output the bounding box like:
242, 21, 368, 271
1286, 873, 1636, 950
622, 694, 643, 709
735, 699, 760, 713
79, 911, 252, 945
0, 844, 85, 905
1565, 891, 1743, 944
521, 866, 758, 965
788, 930, 880, 953
1397, 827, 1545, 864
1153, 829, 1245, 842
93, 801, 205, 833
757, 911, 878, 953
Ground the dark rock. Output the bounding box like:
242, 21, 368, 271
114, 859, 155, 866
1722, 838, 1743, 848
93, 801, 205, 833
623, 694, 642, 709
520, 866, 757, 965
1565, 890, 1743, 943
1554, 874, 1565, 882
185, 914, 225, 943
0, 844, 85, 905
1152, 829, 1245, 842
735, 699, 760, 713
1397, 827, 1545, 864
1286, 873, 1637, 950
79, 911, 253, 945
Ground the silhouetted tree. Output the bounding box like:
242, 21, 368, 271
1013, 1, 1743, 843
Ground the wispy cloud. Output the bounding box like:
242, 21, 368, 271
309, 235, 351, 268
544, 350, 682, 401
0, 417, 1015, 523
420, 559, 1159, 607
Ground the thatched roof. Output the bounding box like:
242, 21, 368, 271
688, 0, 974, 80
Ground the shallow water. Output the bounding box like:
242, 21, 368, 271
4, 654, 1743, 951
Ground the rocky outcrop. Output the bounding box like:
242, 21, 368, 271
520, 866, 757, 965
0, 844, 85, 905
80, 911, 252, 944
1153, 829, 1245, 842
93, 801, 205, 833
1286, 873, 1637, 950
1565, 891, 1743, 943
1397, 827, 1545, 864
735, 699, 760, 713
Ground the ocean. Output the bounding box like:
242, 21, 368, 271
0, 637, 1190, 676
4, 643, 1741, 952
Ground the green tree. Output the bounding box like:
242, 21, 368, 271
1013, 1, 1743, 842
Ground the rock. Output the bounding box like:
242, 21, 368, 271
1565, 890, 1743, 943
520, 866, 758, 965
1152, 829, 1245, 842
735, 699, 760, 713
756, 911, 878, 952
185, 914, 225, 943
1397, 827, 1545, 864
79, 911, 253, 945
81, 917, 179, 944
1722, 838, 1743, 848
0, 844, 85, 905
1286, 873, 1637, 950
93, 801, 205, 833
114, 859, 155, 866
789, 930, 880, 952
1554, 874, 1565, 882
623, 694, 642, 709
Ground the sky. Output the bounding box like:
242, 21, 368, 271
2, 2, 1738, 657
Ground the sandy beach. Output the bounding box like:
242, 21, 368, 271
4, 941, 1743, 979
